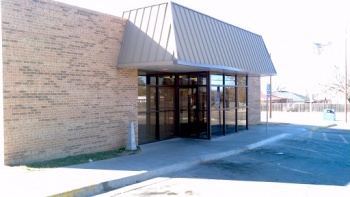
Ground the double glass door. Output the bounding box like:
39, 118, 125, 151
179, 87, 208, 139
138, 72, 210, 144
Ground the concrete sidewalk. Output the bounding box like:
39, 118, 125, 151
0, 124, 313, 197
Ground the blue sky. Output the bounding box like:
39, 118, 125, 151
55, 0, 350, 97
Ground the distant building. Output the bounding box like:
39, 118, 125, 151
261, 91, 313, 112
271, 91, 310, 103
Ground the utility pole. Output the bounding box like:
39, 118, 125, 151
345, 25, 348, 123
266, 83, 271, 134
269, 53, 272, 119
269, 76, 272, 118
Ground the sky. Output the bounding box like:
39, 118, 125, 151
54, 0, 350, 98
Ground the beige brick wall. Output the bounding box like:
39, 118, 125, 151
2, 0, 137, 165
248, 76, 261, 125
0, 0, 4, 166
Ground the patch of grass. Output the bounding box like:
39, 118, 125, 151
19, 147, 141, 170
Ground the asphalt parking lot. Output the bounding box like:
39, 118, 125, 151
174, 126, 350, 185
100, 125, 350, 197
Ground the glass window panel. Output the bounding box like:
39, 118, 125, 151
238, 87, 247, 107
198, 110, 208, 139
189, 88, 196, 123
198, 110, 207, 124
211, 110, 223, 136
198, 87, 207, 110
179, 75, 189, 85
148, 87, 157, 111
138, 112, 156, 144
138, 86, 147, 112
158, 75, 175, 86
225, 87, 236, 109
225, 109, 236, 134
138, 76, 146, 86
180, 109, 188, 124
210, 86, 223, 110
210, 74, 223, 85
149, 75, 157, 85
189, 74, 198, 85
237, 75, 247, 86
159, 87, 175, 110
179, 88, 190, 123
199, 73, 207, 85
225, 75, 235, 86
237, 108, 247, 131
159, 111, 175, 140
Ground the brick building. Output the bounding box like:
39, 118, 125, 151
0, 0, 276, 165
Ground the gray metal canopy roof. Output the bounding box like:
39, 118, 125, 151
118, 2, 276, 76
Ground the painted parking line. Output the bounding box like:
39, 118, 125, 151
308, 135, 350, 145
308, 131, 313, 138
323, 133, 328, 141
246, 156, 316, 176
279, 143, 350, 158
300, 131, 309, 137
300, 131, 313, 138
311, 124, 337, 131
339, 135, 349, 144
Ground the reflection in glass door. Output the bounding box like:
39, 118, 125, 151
179, 88, 195, 137
179, 87, 208, 138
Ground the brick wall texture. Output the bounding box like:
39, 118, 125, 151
248, 76, 261, 125
2, 0, 137, 165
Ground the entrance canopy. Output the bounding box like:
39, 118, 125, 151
118, 2, 276, 76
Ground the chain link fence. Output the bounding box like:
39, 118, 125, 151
261, 103, 350, 112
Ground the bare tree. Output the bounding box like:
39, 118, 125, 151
276, 85, 286, 92
324, 65, 350, 102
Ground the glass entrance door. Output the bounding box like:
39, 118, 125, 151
179, 87, 208, 138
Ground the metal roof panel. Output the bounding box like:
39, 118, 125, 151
118, 2, 276, 76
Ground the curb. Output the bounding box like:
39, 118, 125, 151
49, 133, 291, 197
311, 124, 337, 131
